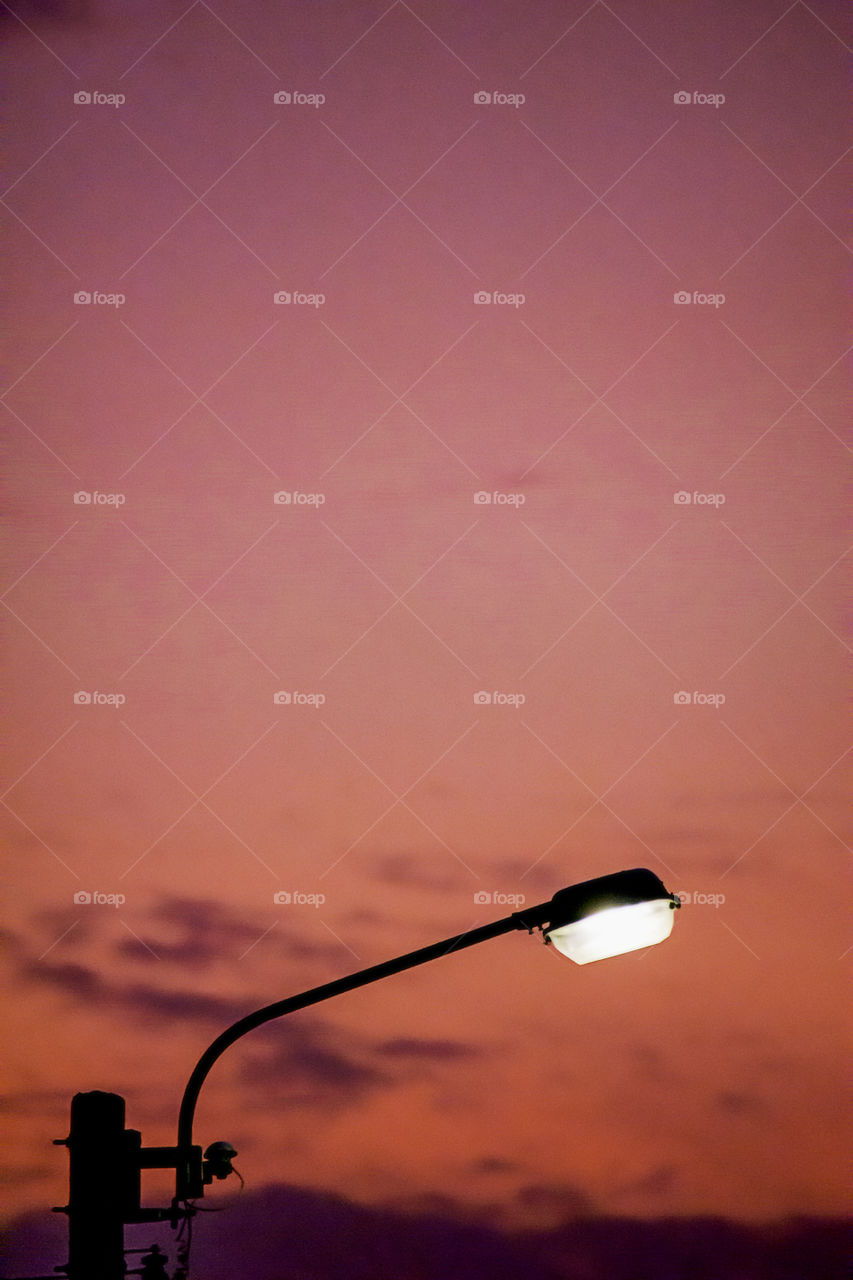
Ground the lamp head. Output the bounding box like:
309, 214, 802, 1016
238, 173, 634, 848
543, 868, 680, 964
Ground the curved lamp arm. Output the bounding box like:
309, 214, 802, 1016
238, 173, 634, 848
174, 902, 549, 1199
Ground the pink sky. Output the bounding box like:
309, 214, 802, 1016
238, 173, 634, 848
2, 0, 850, 1263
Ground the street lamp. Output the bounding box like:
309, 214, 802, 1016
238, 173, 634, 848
544, 867, 680, 964
51, 867, 680, 1279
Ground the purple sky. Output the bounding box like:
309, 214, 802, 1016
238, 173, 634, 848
1, 1, 850, 1276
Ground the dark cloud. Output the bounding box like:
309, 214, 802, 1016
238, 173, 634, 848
5, 1186, 850, 1280
471, 1156, 520, 1175
23, 959, 251, 1028
375, 1037, 481, 1061
373, 853, 473, 893
715, 1090, 766, 1114
115, 895, 345, 968
240, 1020, 387, 1107
515, 1181, 596, 1219
618, 1163, 680, 1199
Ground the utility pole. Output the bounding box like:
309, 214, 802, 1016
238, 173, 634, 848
53, 1091, 188, 1279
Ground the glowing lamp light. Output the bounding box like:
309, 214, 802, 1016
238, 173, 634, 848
544, 868, 680, 964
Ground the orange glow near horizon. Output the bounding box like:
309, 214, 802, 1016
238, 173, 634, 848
2, 0, 849, 1258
